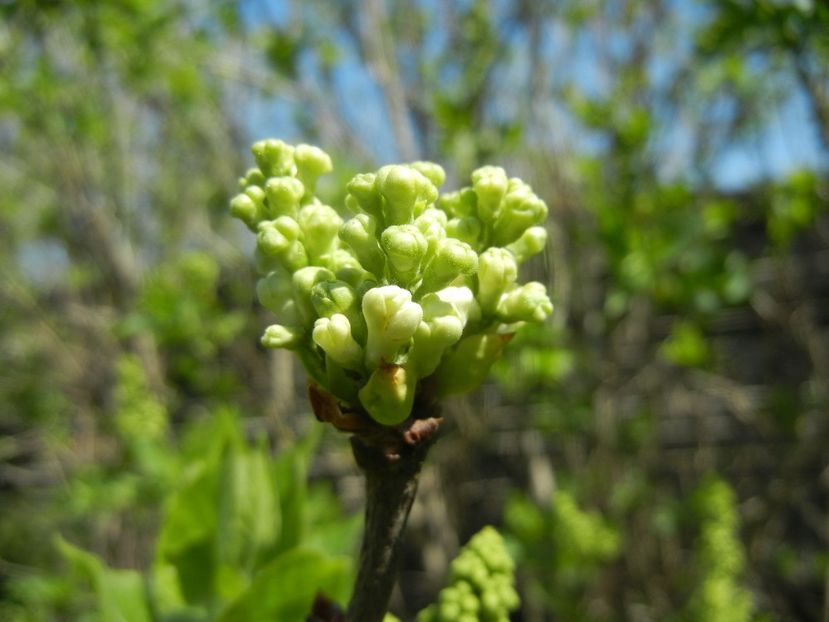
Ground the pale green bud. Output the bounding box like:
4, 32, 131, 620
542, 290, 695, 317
381, 224, 428, 285
256, 270, 292, 313
471, 165, 508, 223
311, 279, 366, 343
445, 216, 482, 248
293, 266, 335, 324
312, 314, 364, 370
410, 161, 446, 189
434, 286, 478, 325
358, 363, 415, 425
438, 188, 477, 218
376, 165, 436, 225
433, 333, 511, 397
339, 214, 385, 277
362, 285, 423, 367
252, 139, 295, 177
262, 324, 302, 349
409, 296, 464, 377
476, 248, 518, 314
319, 248, 362, 273
419, 238, 478, 293
492, 187, 547, 246
256, 217, 308, 273
346, 173, 383, 221
336, 266, 378, 290
264, 176, 305, 219
506, 226, 547, 263
230, 192, 260, 229
239, 168, 266, 190
298, 202, 342, 260
496, 282, 553, 323
414, 208, 448, 258
294, 143, 332, 192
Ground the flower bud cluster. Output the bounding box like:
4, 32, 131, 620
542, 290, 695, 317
230, 139, 552, 426
417, 527, 520, 622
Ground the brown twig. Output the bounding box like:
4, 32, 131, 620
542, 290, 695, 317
309, 384, 441, 622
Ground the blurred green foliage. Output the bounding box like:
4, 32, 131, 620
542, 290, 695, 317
1, 0, 827, 620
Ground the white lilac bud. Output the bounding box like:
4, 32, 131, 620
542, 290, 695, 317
476, 248, 518, 315
362, 285, 423, 367
261, 324, 302, 349
312, 314, 364, 370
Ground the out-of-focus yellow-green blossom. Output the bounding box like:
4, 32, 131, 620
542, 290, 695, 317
416, 527, 519, 622
230, 139, 552, 425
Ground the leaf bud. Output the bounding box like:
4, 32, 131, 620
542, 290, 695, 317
433, 332, 512, 397
358, 363, 415, 425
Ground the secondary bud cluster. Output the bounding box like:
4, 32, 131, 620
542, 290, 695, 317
230, 139, 552, 426
417, 527, 520, 622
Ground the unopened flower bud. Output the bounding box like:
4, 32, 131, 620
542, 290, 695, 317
312, 279, 366, 343
312, 314, 364, 370
471, 165, 508, 223
410, 161, 446, 189
414, 208, 448, 258
293, 266, 335, 324
438, 188, 477, 218
476, 248, 518, 314
492, 187, 547, 246
362, 285, 423, 366
340, 214, 385, 277
409, 295, 465, 377
230, 192, 260, 230
239, 168, 266, 190
346, 173, 383, 221
434, 286, 479, 325
298, 202, 342, 260
262, 324, 302, 349
446, 216, 482, 248
381, 224, 428, 285
265, 176, 305, 219
256, 270, 292, 313
294, 143, 332, 193
420, 238, 478, 293
358, 363, 415, 425
377, 165, 433, 225
257, 217, 308, 272
496, 282, 553, 323
251, 139, 295, 177
506, 226, 547, 263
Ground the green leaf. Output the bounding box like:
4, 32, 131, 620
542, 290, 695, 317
216, 548, 350, 622
56, 537, 153, 622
